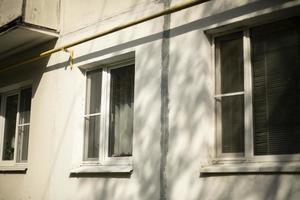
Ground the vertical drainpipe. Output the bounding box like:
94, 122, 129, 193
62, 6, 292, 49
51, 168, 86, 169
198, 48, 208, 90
160, 0, 171, 199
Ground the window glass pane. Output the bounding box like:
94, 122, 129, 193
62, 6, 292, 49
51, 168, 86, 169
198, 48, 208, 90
84, 69, 102, 160
86, 69, 102, 114
19, 88, 32, 124
217, 95, 244, 153
2, 95, 18, 160
216, 32, 244, 94
18, 125, 30, 161
109, 65, 134, 157
84, 115, 100, 159
252, 17, 300, 155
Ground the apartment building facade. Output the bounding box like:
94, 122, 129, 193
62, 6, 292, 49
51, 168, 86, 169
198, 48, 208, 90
0, 0, 300, 199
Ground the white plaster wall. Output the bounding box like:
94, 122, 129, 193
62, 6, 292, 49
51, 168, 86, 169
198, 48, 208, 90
1, 0, 300, 200
0, 0, 59, 30
61, 0, 158, 34
24, 0, 59, 30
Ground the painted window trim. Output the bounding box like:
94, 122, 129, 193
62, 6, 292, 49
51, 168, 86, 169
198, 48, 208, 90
200, 162, 300, 173
0, 80, 32, 170
70, 165, 133, 174
75, 58, 135, 174
210, 17, 300, 173
0, 162, 27, 172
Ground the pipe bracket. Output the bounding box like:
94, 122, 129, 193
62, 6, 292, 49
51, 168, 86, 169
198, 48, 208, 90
63, 48, 74, 69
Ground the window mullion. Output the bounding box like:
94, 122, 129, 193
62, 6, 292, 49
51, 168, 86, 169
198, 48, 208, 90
214, 38, 222, 157
99, 67, 109, 164
212, 36, 218, 158
104, 67, 112, 162
0, 96, 4, 162
243, 28, 254, 159
14, 92, 21, 163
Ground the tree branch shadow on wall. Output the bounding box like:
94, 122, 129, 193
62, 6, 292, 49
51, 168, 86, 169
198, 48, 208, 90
15, 0, 300, 199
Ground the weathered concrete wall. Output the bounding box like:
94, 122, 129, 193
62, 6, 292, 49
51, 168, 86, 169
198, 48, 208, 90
0, 0, 23, 27
24, 0, 59, 30
0, 0, 59, 30
1, 0, 300, 200
61, 0, 155, 34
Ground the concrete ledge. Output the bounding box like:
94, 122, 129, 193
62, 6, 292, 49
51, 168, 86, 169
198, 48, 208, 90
0, 166, 27, 173
70, 165, 133, 174
200, 163, 300, 174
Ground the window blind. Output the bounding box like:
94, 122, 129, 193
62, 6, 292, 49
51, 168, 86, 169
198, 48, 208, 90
251, 17, 300, 155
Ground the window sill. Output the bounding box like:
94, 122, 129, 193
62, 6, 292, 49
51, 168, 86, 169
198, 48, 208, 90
0, 165, 27, 173
70, 165, 133, 174
200, 162, 300, 174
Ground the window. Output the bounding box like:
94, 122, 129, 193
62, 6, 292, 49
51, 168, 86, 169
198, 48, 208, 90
215, 16, 300, 160
83, 60, 134, 166
0, 87, 32, 164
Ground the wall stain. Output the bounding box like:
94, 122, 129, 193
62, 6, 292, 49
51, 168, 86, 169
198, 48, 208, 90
160, 0, 171, 200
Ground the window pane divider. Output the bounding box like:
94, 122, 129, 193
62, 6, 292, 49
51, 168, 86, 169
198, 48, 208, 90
214, 91, 244, 98
243, 28, 254, 159
17, 123, 30, 127
84, 113, 101, 117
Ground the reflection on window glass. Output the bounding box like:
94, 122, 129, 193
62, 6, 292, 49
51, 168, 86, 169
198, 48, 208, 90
215, 32, 245, 154
19, 88, 32, 125
84, 115, 100, 159
17, 88, 32, 162
109, 65, 134, 157
2, 95, 18, 160
216, 32, 244, 94
219, 95, 244, 153
84, 69, 102, 160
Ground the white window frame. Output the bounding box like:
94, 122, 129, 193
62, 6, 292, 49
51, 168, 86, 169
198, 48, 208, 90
0, 81, 32, 169
214, 30, 246, 159
213, 26, 300, 164
82, 58, 134, 168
